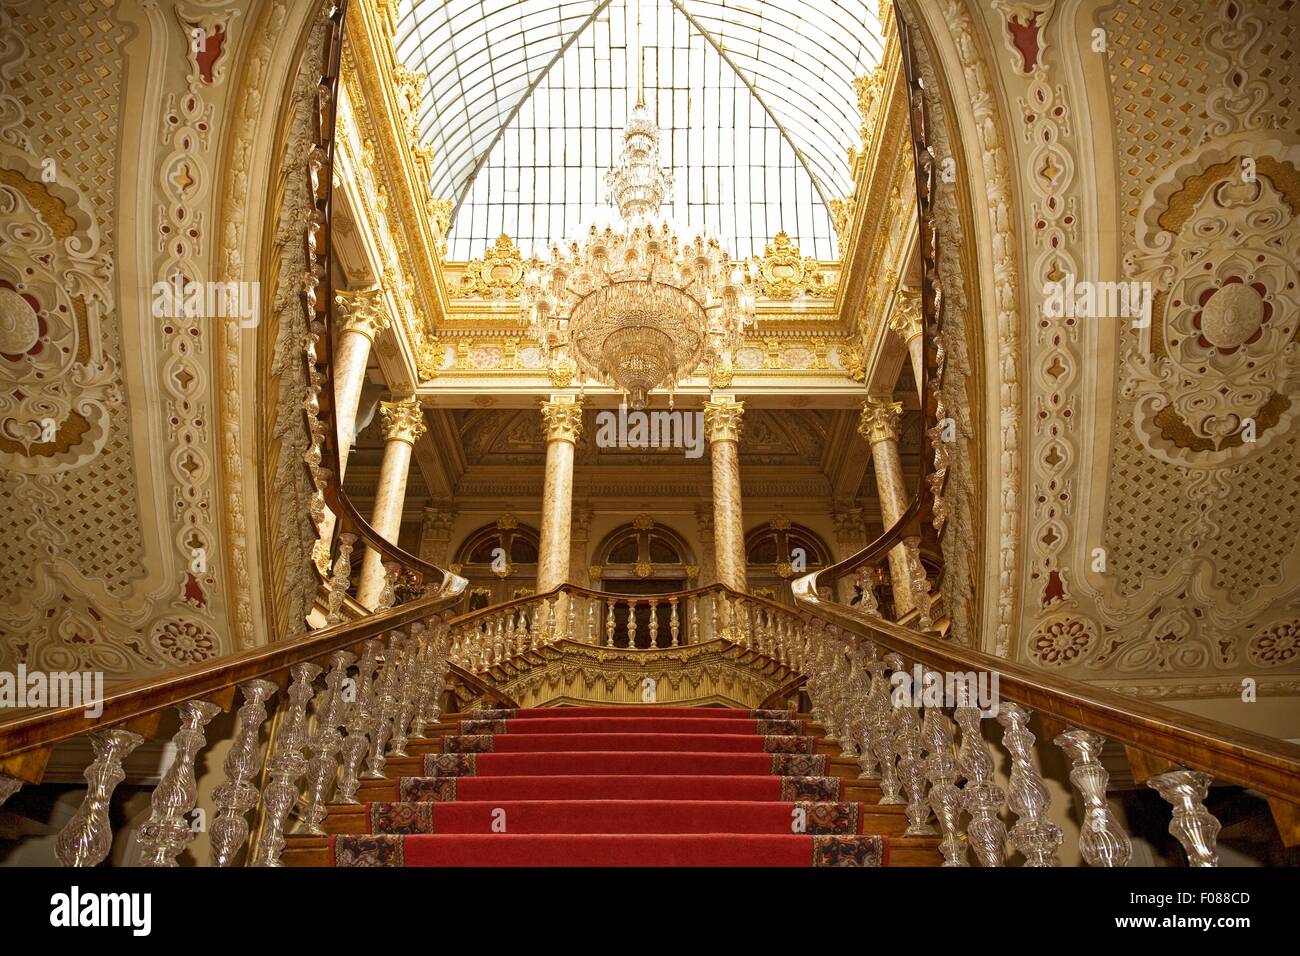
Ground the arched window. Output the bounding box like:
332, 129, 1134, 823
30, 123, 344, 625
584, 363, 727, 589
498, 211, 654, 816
745, 517, 831, 606
451, 516, 541, 611
593, 516, 696, 589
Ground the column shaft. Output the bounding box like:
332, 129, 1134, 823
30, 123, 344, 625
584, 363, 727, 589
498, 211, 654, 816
536, 398, 583, 593
356, 399, 425, 608
859, 399, 918, 616
333, 289, 390, 475
704, 399, 747, 593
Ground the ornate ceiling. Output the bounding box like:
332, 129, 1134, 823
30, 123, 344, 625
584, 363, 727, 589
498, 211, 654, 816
391, 0, 888, 258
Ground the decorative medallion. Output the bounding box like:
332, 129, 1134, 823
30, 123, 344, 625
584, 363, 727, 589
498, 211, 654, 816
1028, 615, 1097, 668
1247, 620, 1299, 668
450, 233, 526, 299
754, 232, 836, 299
1123, 143, 1300, 467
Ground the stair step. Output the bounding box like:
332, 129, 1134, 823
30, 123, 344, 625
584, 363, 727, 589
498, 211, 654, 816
282, 704, 937, 867
319, 799, 917, 836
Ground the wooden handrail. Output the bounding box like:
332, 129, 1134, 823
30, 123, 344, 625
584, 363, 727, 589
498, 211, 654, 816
0, 577, 522, 767
791, 592, 1300, 806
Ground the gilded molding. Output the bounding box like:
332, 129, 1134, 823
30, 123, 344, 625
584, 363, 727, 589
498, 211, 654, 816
753, 232, 837, 299
378, 398, 427, 445
858, 399, 903, 446
703, 398, 745, 443
540, 397, 584, 444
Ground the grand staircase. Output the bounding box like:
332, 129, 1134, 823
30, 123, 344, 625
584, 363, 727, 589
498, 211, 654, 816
283, 705, 941, 867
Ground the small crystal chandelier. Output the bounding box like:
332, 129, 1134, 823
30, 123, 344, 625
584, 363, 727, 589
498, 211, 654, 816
523, 40, 755, 409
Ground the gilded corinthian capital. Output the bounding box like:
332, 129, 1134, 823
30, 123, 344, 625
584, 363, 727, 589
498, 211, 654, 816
335, 288, 390, 342
378, 398, 426, 444
858, 398, 903, 446
703, 398, 745, 443
888, 287, 923, 343
540, 397, 583, 444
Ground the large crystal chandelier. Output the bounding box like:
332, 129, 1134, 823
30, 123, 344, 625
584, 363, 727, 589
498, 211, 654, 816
523, 96, 755, 409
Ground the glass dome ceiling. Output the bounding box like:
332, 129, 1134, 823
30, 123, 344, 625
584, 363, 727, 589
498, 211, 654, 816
393, 0, 886, 261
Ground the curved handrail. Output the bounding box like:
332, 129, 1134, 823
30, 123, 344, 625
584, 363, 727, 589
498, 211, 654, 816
0, 584, 511, 762
301, 0, 454, 587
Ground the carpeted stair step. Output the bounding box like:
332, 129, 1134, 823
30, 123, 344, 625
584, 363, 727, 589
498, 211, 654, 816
420, 750, 828, 777
396, 773, 843, 803
471, 707, 794, 719
364, 799, 867, 834
460, 716, 803, 735
439, 732, 816, 755
331, 832, 888, 867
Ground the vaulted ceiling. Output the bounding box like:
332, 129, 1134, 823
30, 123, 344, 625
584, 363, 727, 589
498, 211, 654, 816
392, 0, 887, 259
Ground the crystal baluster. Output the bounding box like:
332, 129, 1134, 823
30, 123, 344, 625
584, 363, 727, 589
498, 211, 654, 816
362, 636, 401, 779
389, 634, 421, 757
209, 679, 278, 866
997, 702, 1062, 866
298, 651, 355, 834
1054, 729, 1132, 867
922, 706, 967, 865
954, 704, 1006, 866
872, 655, 906, 804
253, 662, 319, 866
895, 697, 936, 835
55, 728, 145, 867
325, 533, 356, 625
1147, 769, 1220, 867
335, 639, 381, 804
138, 700, 222, 866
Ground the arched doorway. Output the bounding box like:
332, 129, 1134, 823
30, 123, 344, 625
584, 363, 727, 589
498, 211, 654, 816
593, 516, 696, 647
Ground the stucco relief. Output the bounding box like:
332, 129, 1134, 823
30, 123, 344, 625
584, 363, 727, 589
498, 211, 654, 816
1074, 0, 1300, 687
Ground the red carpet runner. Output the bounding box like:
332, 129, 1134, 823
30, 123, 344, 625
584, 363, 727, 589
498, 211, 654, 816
331, 705, 888, 867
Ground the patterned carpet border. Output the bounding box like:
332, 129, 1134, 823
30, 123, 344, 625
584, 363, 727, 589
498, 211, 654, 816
770, 752, 826, 776
443, 734, 495, 753
333, 834, 404, 867
370, 802, 435, 834
762, 734, 816, 754
400, 776, 458, 802
811, 835, 885, 867
779, 775, 841, 801
423, 753, 478, 776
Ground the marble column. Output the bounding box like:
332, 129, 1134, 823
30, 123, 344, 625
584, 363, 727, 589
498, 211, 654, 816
859, 398, 917, 616
316, 290, 391, 571
356, 398, 426, 608
536, 397, 583, 593
889, 288, 924, 401
703, 397, 747, 593
334, 289, 390, 472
